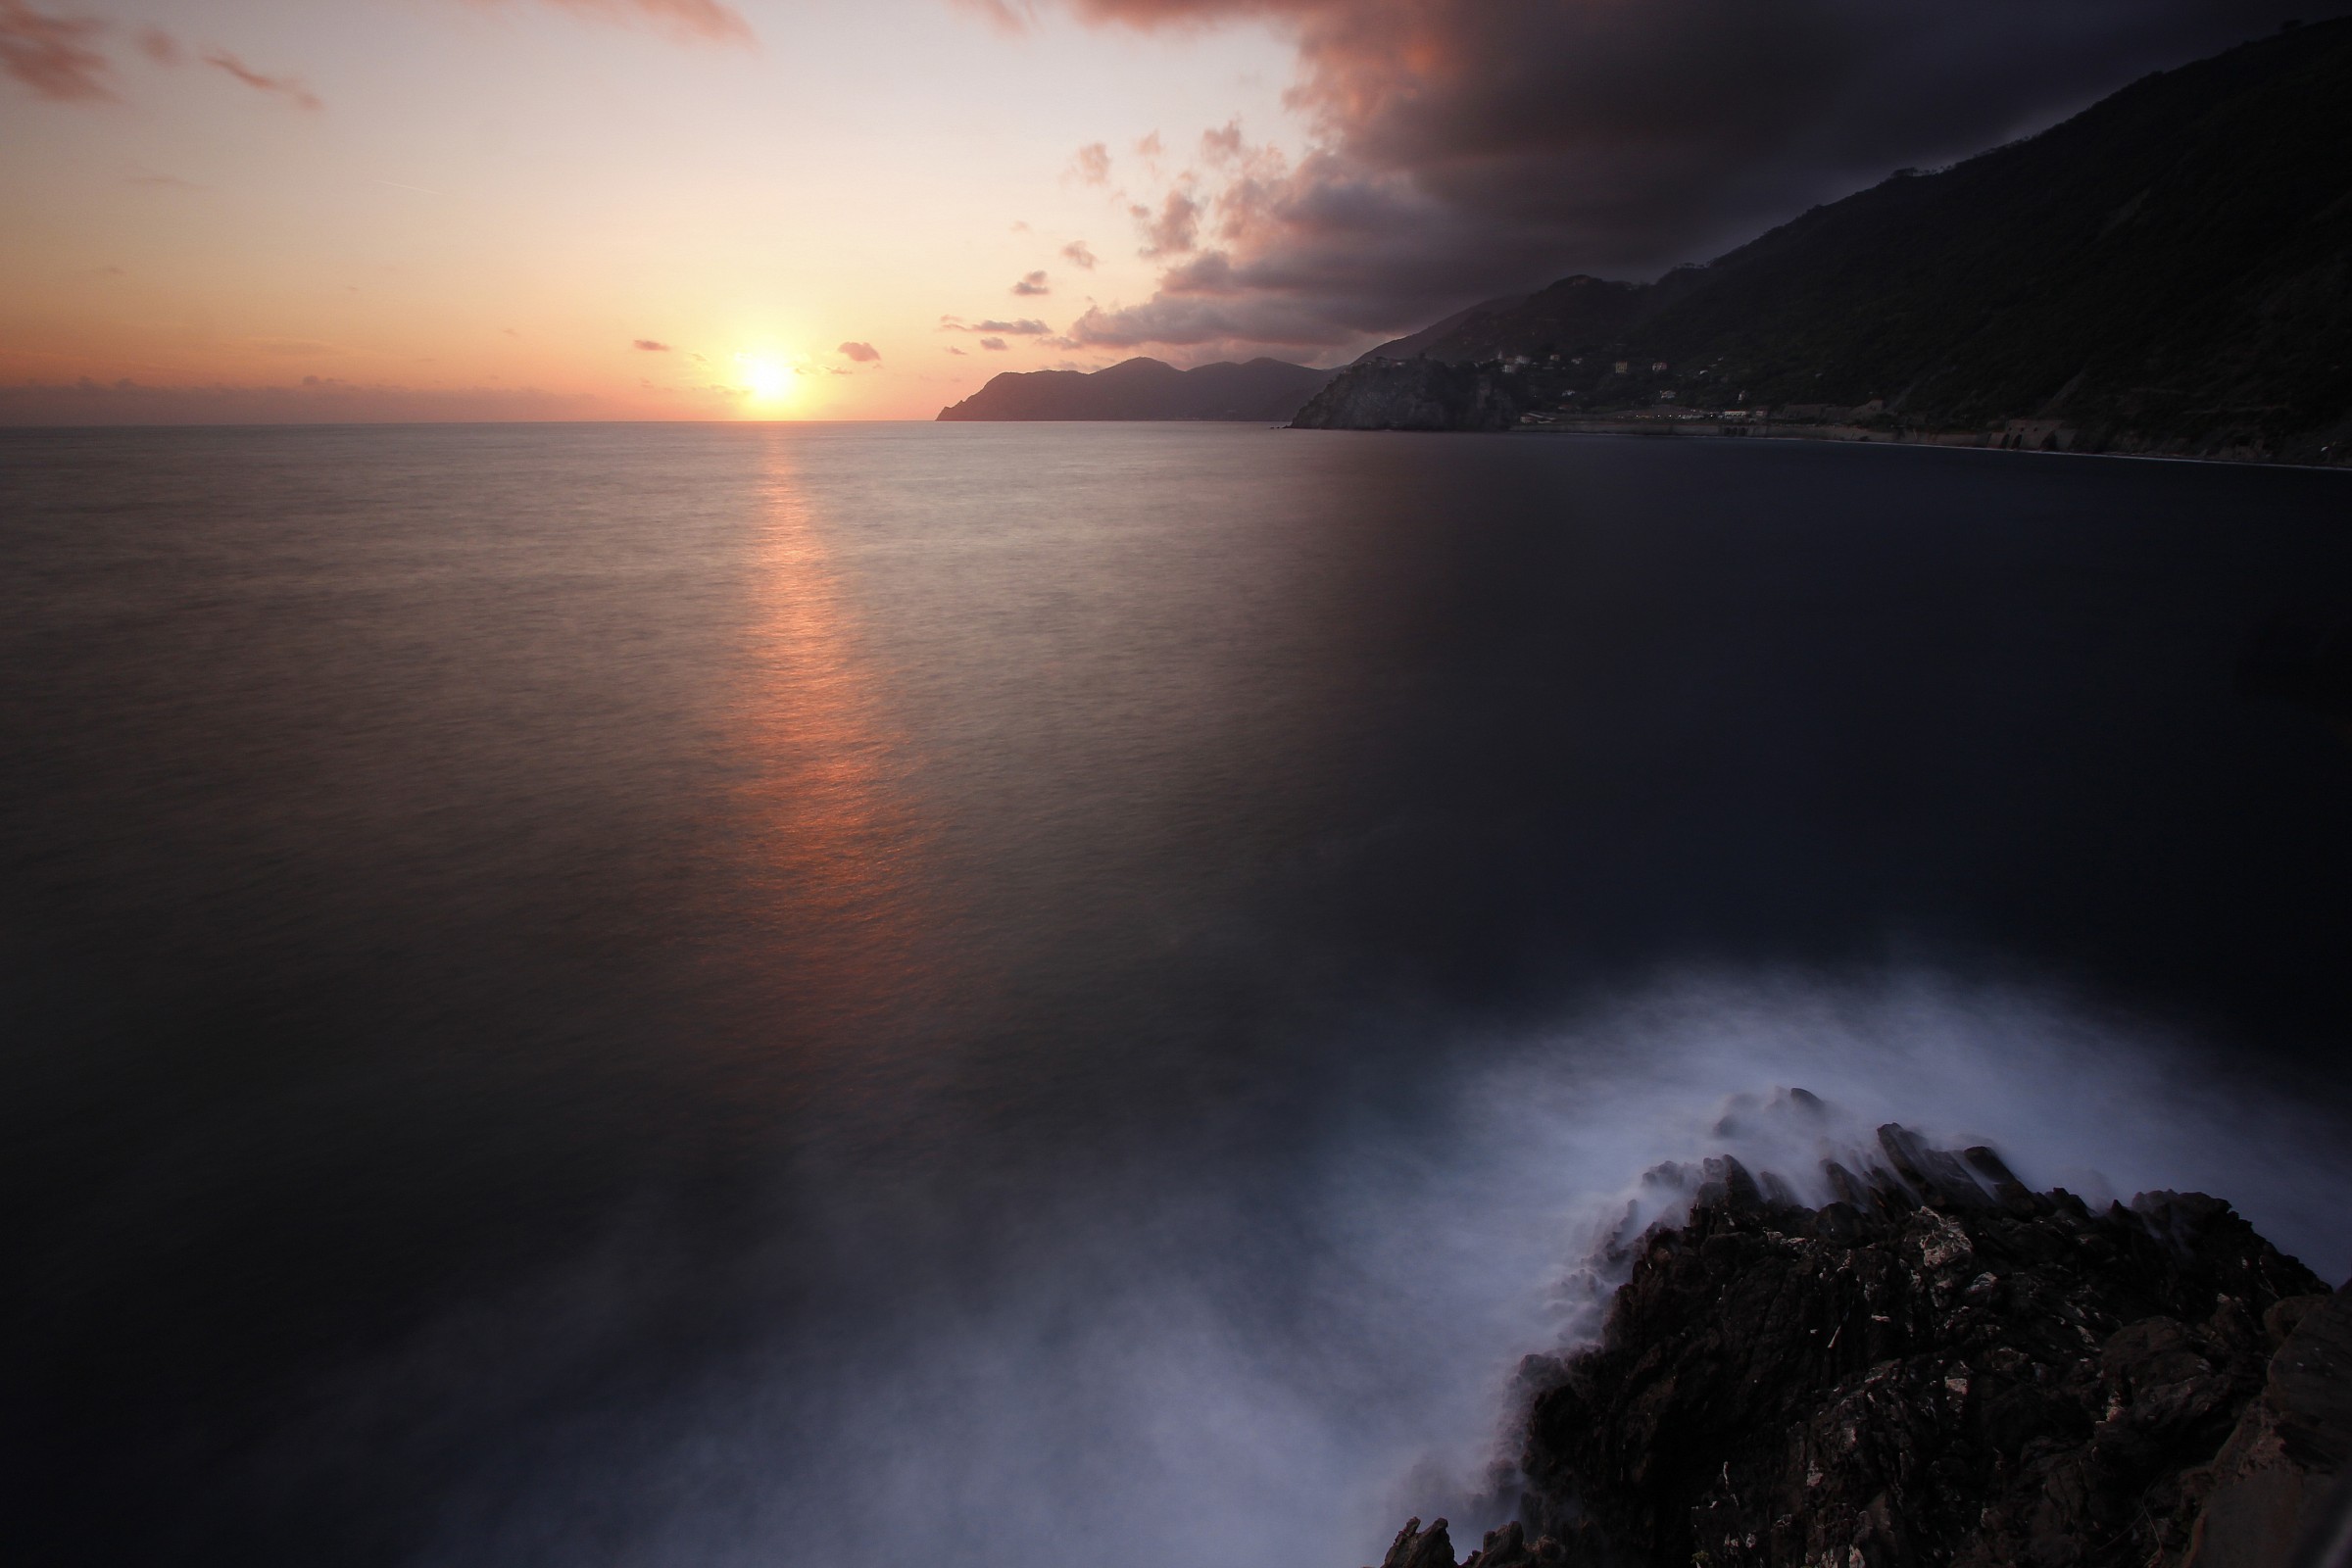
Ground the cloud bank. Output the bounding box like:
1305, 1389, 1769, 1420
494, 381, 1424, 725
1048, 0, 2327, 355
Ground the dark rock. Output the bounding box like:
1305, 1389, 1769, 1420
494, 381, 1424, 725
1374, 1517, 1460, 1568
1289, 359, 1531, 431
1374, 1127, 2330, 1568
2180, 1284, 2352, 1566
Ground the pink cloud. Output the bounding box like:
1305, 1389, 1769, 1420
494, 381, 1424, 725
1061, 240, 1099, 270
633, 338, 671, 351
0, 0, 112, 102
1010, 270, 1051, 296
978, 337, 1009, 351
1133, 188, 1200, 258
204, 49, 322, 110
939, 317, 1052, 335
1070, 141, 1111, 185
838, 340, 880, 362
469, 0, 755, 47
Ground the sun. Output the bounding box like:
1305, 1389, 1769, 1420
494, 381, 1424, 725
738, 354, 795, 408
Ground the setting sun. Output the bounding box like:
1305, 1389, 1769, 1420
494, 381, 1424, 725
741, 357, 794, 407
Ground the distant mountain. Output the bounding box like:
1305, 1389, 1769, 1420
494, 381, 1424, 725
1310, 18, 2352, 461
936, 356, 1337, 422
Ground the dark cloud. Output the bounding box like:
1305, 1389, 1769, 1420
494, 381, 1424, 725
1061, 240, 1098, 270
633, 338, 671, 352
939, 317, 1053, 334
0, 0, 112, 102
471, 0, 756, 46
838, 340, 881, 362
203, 50, 321, 110
978, 337, 1010, 351
1051, 0, 2328, 353
1011, 270, 1051, 296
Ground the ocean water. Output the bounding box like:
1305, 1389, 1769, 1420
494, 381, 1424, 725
2, 422, 2348, 1567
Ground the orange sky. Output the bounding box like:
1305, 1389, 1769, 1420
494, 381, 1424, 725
0, 0, 1306, 420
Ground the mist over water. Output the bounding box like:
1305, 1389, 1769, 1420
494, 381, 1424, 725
2, 424, 2347, 1566
371, 970, 2350, 1568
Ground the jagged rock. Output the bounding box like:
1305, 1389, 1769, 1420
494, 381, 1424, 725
1378, 1126, 2332, 1568
1289, 359, 1531, 431
1373, 1517, 1571, 1568
1374, 1517, 1459, 1568
2178, 1285, 2352, 1566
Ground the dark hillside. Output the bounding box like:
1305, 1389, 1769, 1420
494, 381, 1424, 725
936, 356, 1335, 421
1346, 18, 2352, 460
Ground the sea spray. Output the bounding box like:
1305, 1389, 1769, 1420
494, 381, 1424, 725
397, 970, 2352, 1568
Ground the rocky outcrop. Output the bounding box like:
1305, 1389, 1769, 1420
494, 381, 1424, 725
1288, 359, 1530, 432
1368, 1127, 2345, 1568
2180, 1288, 2352, 1567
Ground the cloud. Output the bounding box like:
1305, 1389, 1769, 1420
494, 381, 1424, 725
1043, 0, 2324, 354
135, 25, 180, 66
203, 50, 321, 110
633, 338, 672, 352
1011, 270, 1051, 296
945, 346, 967, 355
939, 317, 1052, 335
0, 0, 112, 102
1133, 189, 1200, 258
838, 341, 881, 363
1070, 142, 1112, 185
954, 0, 1035, 31
978, 337, 1009, 351
1061, 240, 1099, 270
467, 0, 755, 47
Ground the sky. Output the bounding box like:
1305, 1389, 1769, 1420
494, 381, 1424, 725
0, 0, 2327, 421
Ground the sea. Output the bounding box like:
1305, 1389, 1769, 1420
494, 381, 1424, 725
3, 422, 2349, 1567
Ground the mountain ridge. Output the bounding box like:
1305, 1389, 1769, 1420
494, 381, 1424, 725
1304, 17, 2352, 461
935, 356, 1337, 422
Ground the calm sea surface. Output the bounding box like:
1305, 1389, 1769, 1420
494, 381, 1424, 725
3, 423, 2349, 1567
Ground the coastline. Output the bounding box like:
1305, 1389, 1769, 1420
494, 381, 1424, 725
1507, 420, 2352, 472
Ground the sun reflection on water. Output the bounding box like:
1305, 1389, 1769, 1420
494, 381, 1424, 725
721, 435, 939, 1054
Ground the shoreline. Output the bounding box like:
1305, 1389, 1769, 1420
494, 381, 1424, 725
1511, 419, 2352, 472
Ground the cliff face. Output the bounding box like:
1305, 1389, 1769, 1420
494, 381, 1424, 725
934, 356, 1335, 421
1288, 359, 1529, 432
1370, 1127, 2349, 1568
